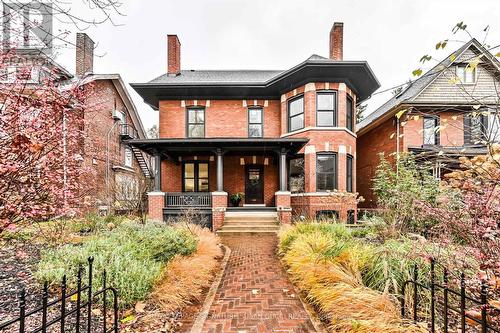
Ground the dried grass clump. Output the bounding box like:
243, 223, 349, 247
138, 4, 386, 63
151, 224, 222, 311
280, 223, 426, 333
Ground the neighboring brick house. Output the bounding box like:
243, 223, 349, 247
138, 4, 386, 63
357, 39, 500, 208
74, 33, 152, 213
1, 33, 152, 214
129, 22, 380, 229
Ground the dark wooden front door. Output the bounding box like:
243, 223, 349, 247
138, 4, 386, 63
245, 165, 264, 204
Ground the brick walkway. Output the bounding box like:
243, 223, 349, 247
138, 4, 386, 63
201, 235, 316, 333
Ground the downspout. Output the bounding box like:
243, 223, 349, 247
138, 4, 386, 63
105, 119, 120, 211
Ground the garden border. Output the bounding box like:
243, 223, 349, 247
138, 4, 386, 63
189, 245, 231, 333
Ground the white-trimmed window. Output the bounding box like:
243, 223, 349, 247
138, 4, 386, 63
456, 65, 476, 84
124, 147, 133, 167
423, 116, 439, 145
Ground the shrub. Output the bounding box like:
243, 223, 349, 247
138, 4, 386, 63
36, 222, 197, 307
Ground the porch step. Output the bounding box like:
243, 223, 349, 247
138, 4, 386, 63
217, 209, 280, 235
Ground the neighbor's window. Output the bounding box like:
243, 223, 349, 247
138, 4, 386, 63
316, 91, 337, 127
346, 95, 354, 131
487, 110, 500, 143
316, 153, 337, 191
124, 147, 133, 167
346, 154, 353, 193
456, 64, 476, 84
289, 157, 305, 193
464, 113, 488, 145
183, 162, 209, 192
187, 108, 205, 138
248, 108, 263, 137
288, 96, 304, 132
423, 116, 439, 145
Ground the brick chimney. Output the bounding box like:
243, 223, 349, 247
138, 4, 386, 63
75, 33, 94, 76
329, 22, 343, 61
167, 35, 181, 75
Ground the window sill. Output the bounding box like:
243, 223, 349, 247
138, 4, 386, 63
282, 126, 356, 138
112, 165, 135, 173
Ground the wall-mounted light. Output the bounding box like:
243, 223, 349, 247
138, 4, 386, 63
252, 156, 257, 164
264, 158, 269, 165
240, 158, 245, 165
209, 156, 214, 162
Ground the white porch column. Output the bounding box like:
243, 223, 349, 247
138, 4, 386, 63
154, 154, 162, 192
279, 148, 287, 191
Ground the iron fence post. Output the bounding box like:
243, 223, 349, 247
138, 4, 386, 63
443, 269, 448, 333
413, 264, 418, 323
460, 272, 466, 332
87, 257, 94, 333
19, 288, 26, 333
103, 271, 107, 333
42, 282, 48, 333
76, 265, 82, 333
60, 275, 67, 332
481, 279, 488, 333
430, 258, 435, 333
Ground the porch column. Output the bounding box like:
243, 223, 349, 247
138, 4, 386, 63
216, 148, 224, 191
279, 148, 287, 191
154, 154, 162, 191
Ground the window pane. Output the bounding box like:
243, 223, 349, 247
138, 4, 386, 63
317, 173, 335, 191
317, 93, 334, 110
317, 111, 334, 127
317, 155, 335, 173
184, 179, 195, 192
423, 118, 436, 145
188, 109, 204, 123
184, 163, 195, 178
290, 114, 304, 131
188, 124, 204, 137
346, 97, 353, 131
465, 68, 475, 83
289, 158, 305, 193
489, 112, 500, 143
289, 97, 304, 117
249, 124, 262, 137
198, 163, 208, 178
249, 109, 262, 123
457, 66, 465, 82
470, 116, 483, 142
198, 178, 209, 192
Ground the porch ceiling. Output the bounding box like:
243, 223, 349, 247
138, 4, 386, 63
126, 137, 309, 156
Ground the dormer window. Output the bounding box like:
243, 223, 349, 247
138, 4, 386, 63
456, 64, 476, 84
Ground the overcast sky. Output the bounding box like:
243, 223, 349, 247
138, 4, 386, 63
52, 0, 500, 131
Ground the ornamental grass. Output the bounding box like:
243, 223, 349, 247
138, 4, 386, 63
279, 223, 426, 333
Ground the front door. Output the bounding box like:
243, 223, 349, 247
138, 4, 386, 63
245, 165, 264, 204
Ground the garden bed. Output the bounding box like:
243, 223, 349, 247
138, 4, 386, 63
0, 216, 223, 333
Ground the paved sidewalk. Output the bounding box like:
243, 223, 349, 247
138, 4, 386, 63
201, 235, 316, 333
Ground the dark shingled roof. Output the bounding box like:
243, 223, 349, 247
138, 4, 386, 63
131, 54, 380, 109
357, 39, 500, 134
148, 70, 283, 84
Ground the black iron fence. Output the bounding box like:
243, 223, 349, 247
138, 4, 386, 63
401, 258, 499, 333
0, 257, 119, 333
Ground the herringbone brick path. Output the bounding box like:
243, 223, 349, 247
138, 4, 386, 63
201, 235, 316, 333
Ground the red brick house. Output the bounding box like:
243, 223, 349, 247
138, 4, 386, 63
1, 33, 152, 214
130, 22, 380, 230
357, 39, 500, 208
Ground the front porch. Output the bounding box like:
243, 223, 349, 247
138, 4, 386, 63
131, 138, 308, 230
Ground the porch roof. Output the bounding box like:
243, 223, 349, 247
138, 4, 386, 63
126, 137, 309, 156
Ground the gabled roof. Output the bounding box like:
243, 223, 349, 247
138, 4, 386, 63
77, 74, 147, 139
131, 55, 380, 109
357, 39, 500, 135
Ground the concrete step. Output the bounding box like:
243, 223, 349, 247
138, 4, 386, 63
216, 229, 279, 236
218, 225, 280, 231
223, 220, 279, 225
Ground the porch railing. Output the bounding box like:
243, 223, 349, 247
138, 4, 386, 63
165, 192, 212, 208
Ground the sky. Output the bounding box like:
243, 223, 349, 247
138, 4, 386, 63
48, 0, 500, 131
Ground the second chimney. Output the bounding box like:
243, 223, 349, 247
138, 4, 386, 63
329, 22, 343, 61
167, 35, 181, 75
76, 33, 94, 76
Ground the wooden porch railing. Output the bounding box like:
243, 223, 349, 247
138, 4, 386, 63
164, 192, 212, 208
